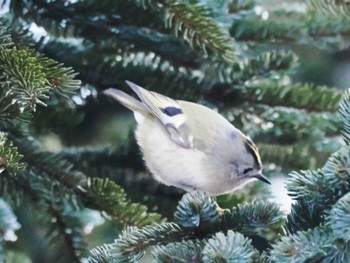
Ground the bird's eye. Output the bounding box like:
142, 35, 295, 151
243, 168, 253, 174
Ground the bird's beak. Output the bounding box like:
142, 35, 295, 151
253, 173, 271, 185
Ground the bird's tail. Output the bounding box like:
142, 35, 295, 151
103, 88, 148, 114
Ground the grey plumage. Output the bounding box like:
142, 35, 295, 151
103, 81, 270, 196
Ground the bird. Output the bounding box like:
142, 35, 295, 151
103, 81, 270, 196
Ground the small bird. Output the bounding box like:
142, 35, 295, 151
104, 81, 270, 196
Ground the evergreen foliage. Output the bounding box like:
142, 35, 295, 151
201, 231, 256, 262
0, 0, 350, 262
0, 198, 20, 263
89, 192, 284, 262
0, 132, 25, 175
153, 240, 203, 263
134, 0, 239, 62
174, 191, 220, 228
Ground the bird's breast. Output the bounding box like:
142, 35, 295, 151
134, 115, 250, 196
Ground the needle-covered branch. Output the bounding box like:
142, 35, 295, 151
239, 81, 343, 112
231, 7, 350, 50
0, 132, 25, 176
271, 226, 334, 262
88, 192, 284, 262
134, 0, 238, 62
0, 22, 80, 122
0, 122, 163, 228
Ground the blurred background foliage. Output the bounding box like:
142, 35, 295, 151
1, 0, 350, 262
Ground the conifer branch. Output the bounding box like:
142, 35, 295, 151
0, 22, 81, 121
155, 195, 283, 246
134, 0, 238, 62
309, 0, 350, 17
215, 81, 342, 114
83, 177, 163, 226
323, 146, 350, 187
36, 56, 81, 96
327, 192, 350, 241
271, 226, 334, 262
89, 243, 115, 263
88, 50, 203, 99
0, 46, 80, 113
0, 198, 20, 262
1, 123, 163, 227
43, 198, 87, 262
151, 237, 269, 263
152, 240, 203, 263
287, 145, 350, 221
43, 42, 204, 99
239, 82, 343, 112
0, 164, 35, 208
221, 201, 284, 242
202, 231, 257, 262
258, 143, 314, 170
0, 198, 19, 237
0, 132, 26, 176
326, 241, 350, 262
285, 200, 324, 234
88, 193, 283, 262
0, 158, 87, 263
231, 9, 350, 50
287, 145, 350, 232
19, 2, 200, 68
0, 46, 48, 114
174, 191, 220, 228
23, 164, 88, 261
287, 169, 335, 208
89, 223, 186, 263
223, 105, 339, 146
37, 153, 162, 227
214, 50, 298, 84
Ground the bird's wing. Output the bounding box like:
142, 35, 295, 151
125, 80, 193, 148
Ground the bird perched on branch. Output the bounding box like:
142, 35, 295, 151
104, 81, 270, 196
